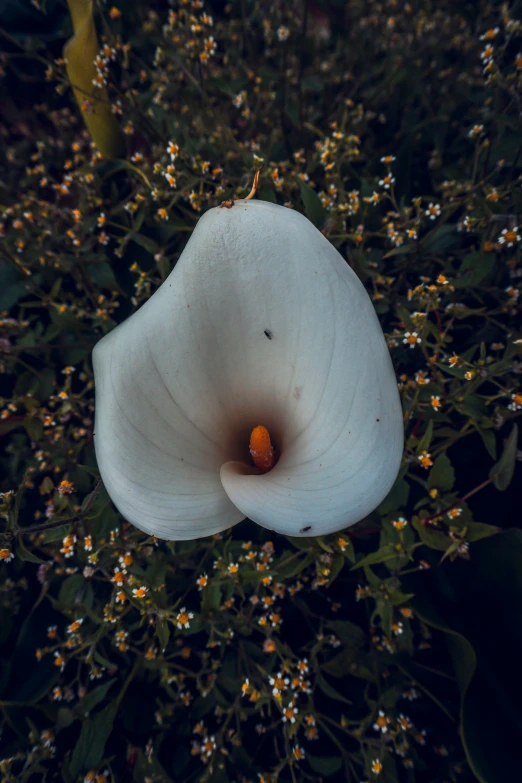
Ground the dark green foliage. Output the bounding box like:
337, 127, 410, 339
0, 1, 521, 782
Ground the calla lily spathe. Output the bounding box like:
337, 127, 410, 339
93, 199, 403, 540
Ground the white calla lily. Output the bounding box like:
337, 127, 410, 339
93, 199, 403, 540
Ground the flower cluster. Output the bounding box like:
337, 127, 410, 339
0, 1, 521, 782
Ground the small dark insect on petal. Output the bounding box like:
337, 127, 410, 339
300, 526, 312, 533
264, 330, 273, 340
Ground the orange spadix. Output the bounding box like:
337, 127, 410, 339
249, 425, 277, 473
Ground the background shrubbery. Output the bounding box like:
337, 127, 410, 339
1, 1, 522, 781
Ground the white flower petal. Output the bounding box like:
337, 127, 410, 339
92, 297, 244, 540
93, 200, 403, 539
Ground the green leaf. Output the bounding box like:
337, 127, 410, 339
428, 452, 455, 491
477, 428, 496, 460
327, 552, 345, 584
257, 184, 277, 203
422, 223, 460, 252
23, 414, 43, 441
402, 530, 522, 783
411, 516, 449, 551
316, 536, 334, 553
132, 749, 174, 783
81, 484, 110, 517
39, 476, 54, 494
0, 265, 29, 309
93, 649, 116, 670
453, 252, 495, 288
285, 536, 313, 550
237, 569, 271, 583
15, 537, 46, 564
176, 614, 203, 637
156, 619, 170, 652
458, 395, 487, 419
131, 234, 160, 255
201, 585, 222, 613
350, 545, 401, 570
306, 754, 343, 776
438, 362, 468, 379
388, 589, 415, 606
145, 559, 168, 589
316, 672, 352, 704
76, 678, 116, 717
325, 620, 365, 647
382, 242, 416, 259
38, 368, 56, 399
340, 537, 355, 563
465, 522, 500, 542
489, 423, 518, 491
42, 523, 72, 543
377, 476, 410, 515
69, 703, 117, 776
301, 74, 324, 93
276, 551, 315, 579
363, 564, 383, 587
77, 463, 100, 479
416, 419, 433, 454
299, 181, 327, 228
59, 574, 85, 606
87, 262, 120, 291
